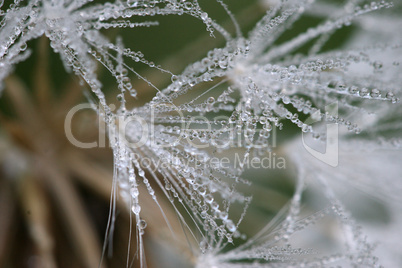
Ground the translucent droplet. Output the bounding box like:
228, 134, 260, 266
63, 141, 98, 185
137, 219, 147, 230
219, 211, 228, 221
20, 43, 27, 51
259, 129, 270, 138
349, 86, 358, 94
204, 194, 213, 203
132, 203, 141, 215
198, 186, 206, 195
117, 93, 124, 101
373, 61, 383, 70
301, 124, 311, 133
218, 59, 228, 69
385, 92, 394, 100
171, 75, 179, 83
199, 240, 208, 252
130, 187, 139, 197
370, 88, 380, 98
359, 88, 369, 96
165, 183, 172, 191
127, 0, 138, 7
385, 92, 398, 103
200, 12, 208, 21
226, 220, 236, 232
282, 96, 290, 104
121, 68, 128, 76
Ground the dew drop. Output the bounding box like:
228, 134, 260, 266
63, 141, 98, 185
349, 86, 358, 94
207, 97, 215, 104
201, 12, 208, 21
127, 0, 138, 7
226, 220, 236, 232
370, 88, 380, 98
117, 93, 124, 101
301, 124, 311, 133
359, 88, 369, 96
282, 96, 290, 104
20, 43, 27, 51
373, 61, 383, 71
131, 203, 141, 215
137, 219, 147, 230
385, 92, 394, 100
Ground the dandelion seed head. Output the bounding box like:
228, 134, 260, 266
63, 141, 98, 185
1, 0, 401, 266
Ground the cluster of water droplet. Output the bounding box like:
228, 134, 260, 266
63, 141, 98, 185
1, 0, 402, 266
